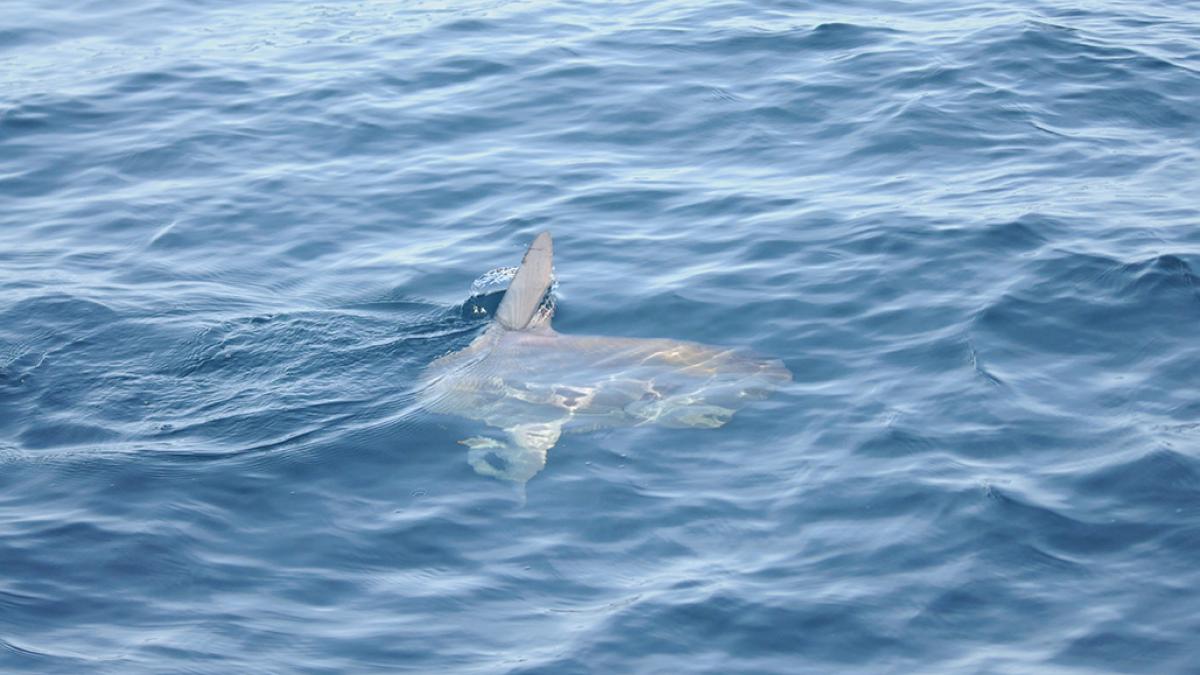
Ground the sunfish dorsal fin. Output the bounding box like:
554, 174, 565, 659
495, 231, 553, 331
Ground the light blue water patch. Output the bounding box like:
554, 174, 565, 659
2, 0, 1200, 672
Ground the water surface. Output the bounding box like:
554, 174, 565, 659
3, 0, 1200, 672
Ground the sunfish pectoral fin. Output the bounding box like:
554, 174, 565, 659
672, 405, 735, 429
495, 231, 553, 331
627, 398, 736, 429
460, 421, 562, 485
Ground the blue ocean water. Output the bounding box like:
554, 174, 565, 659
3, 0, 1200, 672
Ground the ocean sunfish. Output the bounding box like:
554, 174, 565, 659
421, 232, 791, 487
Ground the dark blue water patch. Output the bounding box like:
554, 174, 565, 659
694, 22, 897, 57
1055, 627, 1187, 673
974, 250, 1200, 366
1073, 447, 1200, 514
0, 26, 60, 52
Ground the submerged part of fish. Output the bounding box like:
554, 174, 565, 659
421, 232, 791, 486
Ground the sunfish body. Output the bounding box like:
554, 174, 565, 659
421, 232, 791, 486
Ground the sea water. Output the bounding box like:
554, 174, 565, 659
2, 1, 1199, 672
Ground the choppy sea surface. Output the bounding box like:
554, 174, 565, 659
3, 1, 1200, 672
